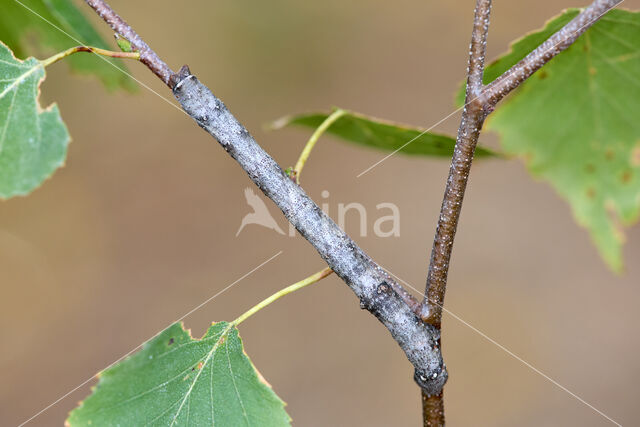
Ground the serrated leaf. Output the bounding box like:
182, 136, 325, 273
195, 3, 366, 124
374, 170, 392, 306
479, 9, 640, 271
0, 42, 69, 198
274, 110, 498, 158
0, 0, 136, 91
67, 322, 291, 427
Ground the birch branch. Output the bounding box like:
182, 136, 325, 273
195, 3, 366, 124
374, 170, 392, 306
85, 0, 174, 85
169, 65, 447, 394
480, 0, 624, 108
419, 2, 621, 423
420, 0, 493, 327
85, 0, 447, 397
420, 2, 493, 424
83, 0, 624, 417
420, 0, 623, 324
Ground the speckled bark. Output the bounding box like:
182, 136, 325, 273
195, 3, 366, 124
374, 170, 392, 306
171, 68, 447, 395
481, 0, 623, 107
419, 3, 493, 424
418, 1, 620, 424
421, 0, 492, 327
422, 390, 445, 427
84, 0, 174, 85
83, 0, 624, 422
421, 0, 622, 325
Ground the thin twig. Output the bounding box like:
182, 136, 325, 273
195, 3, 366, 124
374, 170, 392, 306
82, 0, 624, 420
420, 0, 622, 326
467, 1, 493, 97
84, 0, 174, 85
480, 0, 623, 108
420, 0, 493, 327
171, 66, 446, 394
419, 3, 492, 424
85, 0, 447, 396
422, 391, 445, 427
419, 1, 622, 422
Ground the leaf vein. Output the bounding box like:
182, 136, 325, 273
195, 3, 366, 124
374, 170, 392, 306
226, 337, 250, 426
169, 324, 233, 427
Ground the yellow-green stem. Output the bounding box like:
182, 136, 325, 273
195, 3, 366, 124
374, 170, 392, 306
293, 108, 346, 183
40, 45, 140, 68
232, 267, 333, 326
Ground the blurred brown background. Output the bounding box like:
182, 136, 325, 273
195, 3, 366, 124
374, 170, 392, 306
2, 0, 639, 425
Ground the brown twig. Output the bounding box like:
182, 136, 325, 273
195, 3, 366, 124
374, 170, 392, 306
82, 0, 624, 425
84, 0, 446, 396
84, 0, 174, 85
420, 0, 624, 326
467, 1, 493, 97
480, 0, 623, 108
419, 3, 492, 424
420, 0, 493, 328
419, 1, 621, 424
422, 390, 445, 427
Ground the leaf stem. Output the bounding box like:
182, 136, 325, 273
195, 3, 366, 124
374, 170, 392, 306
84, 0, 174, 86
292, 108, 346, 183
232, 268, 333, 326
40, 46, 140, 68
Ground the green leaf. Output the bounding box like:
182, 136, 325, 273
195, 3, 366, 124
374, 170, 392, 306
274, 110, 498, 158
67, 322, 291, 427
0, 0, 136, 91
481, 9, 640, 271
0, 42, 69, 198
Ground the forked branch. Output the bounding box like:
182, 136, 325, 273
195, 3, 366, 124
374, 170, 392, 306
82, 0, 624, 425
420, 0, 493, 327
419, 1, 621, 424
85, 0, 174, 85
481, 0, 624, 107
420, 1, 493, 424
420, 0, 623, 325
84, 0, 448, 397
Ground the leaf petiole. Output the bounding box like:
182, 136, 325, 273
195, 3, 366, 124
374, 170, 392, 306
292, 108, 346, 183
232, 267, 333, 326
40, 45, 140, 68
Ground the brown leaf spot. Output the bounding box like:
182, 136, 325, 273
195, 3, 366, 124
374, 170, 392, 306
168, 338, 174, 346
585, 164, 596, 174
538, 70, 548, 80
605, 148, 615, 161
586, 187, 596, 199
621, 170, 632, 184
589, 67, 597, 76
